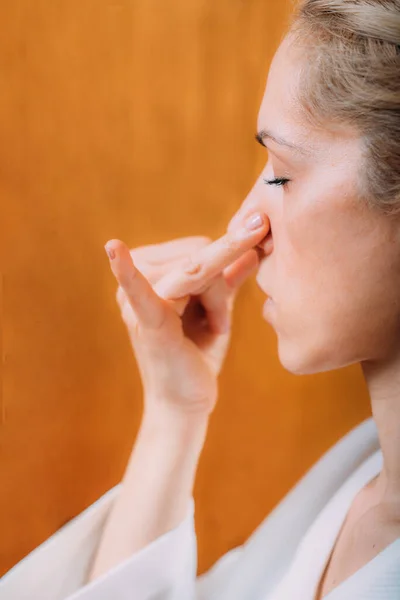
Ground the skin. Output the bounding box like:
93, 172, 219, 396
90, 32, 400, 593
231, 34, 400, 504
230, 33, 400, 596
229, 34, 400, 378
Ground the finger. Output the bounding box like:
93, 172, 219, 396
105, 239, 167, 330
199, 253, 259, 336
154, 212, 269, 299
115, 263, 190, 318
227, 206, 259, 234
116, 285, 125, 309
129, 236, 211, 265
126, 257, 183, 285
129, 248, 258, 307
122, 257, 192, 316
223, 248, 260, 290
199, 276, 232, 335
116, 282, 190, 318
165, 295, 191, 317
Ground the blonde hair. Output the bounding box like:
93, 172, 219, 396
290, 0, 400, 215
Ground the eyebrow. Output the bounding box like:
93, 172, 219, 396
255, 129, 311, 156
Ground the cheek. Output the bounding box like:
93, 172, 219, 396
270, 185, 398, 366
277, 181, 358, 287
269, 182, 371, 343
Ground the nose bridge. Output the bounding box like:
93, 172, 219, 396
227, 178, 269, 234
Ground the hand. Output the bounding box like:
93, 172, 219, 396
104, 212, 269, 417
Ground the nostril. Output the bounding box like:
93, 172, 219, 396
255, 245, 265, 262
257, 231, 272, 247
256, 231, 273, 257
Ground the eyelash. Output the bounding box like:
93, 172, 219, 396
263, 177, 290, 187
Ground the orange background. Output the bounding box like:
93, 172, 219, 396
0, 0, 370, 577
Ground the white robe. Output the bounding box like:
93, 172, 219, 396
1, 416, 400, 599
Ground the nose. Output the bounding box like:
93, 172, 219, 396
227, 206, 260, 234
256, 230, 273, 258
227, 210, 273, 257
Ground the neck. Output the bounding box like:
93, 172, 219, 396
362, 349, 400, 510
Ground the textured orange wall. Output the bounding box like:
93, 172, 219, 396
0, 0, 370, 577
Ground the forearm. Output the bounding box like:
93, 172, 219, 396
87, 403, 209, 582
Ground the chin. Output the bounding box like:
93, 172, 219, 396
276, 337, 347, 376
278, 350, 314, 375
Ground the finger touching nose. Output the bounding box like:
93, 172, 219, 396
228, 208, 270, 237
155, 213, 269, 299
228, 209, 273, 259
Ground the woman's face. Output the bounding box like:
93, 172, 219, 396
229, 35, 400, 375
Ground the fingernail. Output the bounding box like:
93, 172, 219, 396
105, 245, 115, 260
245, 213, 264, 231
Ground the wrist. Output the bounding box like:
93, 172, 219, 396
143, 397, 211, 427
140, 402, 209, 446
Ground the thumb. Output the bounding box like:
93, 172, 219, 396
104, 239, 168, 330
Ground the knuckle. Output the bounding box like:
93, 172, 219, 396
196, 236, 212, 247
182, 257, 205, 279
121, 269, 139, 289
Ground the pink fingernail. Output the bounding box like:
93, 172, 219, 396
105, 245, 115, 260
245, 213, 264, 231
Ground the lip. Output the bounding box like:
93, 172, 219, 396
255, 273, 273, 300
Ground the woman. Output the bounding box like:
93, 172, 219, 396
2, 0, 400, 598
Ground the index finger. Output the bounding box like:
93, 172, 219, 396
154, 212, 269, 299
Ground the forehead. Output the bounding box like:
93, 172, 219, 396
257, 37, 306, 139
257, 35, 360, 156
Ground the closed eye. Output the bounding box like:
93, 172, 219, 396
263, 177, 290, 187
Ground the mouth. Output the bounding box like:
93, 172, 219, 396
255, 273, 273, 300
